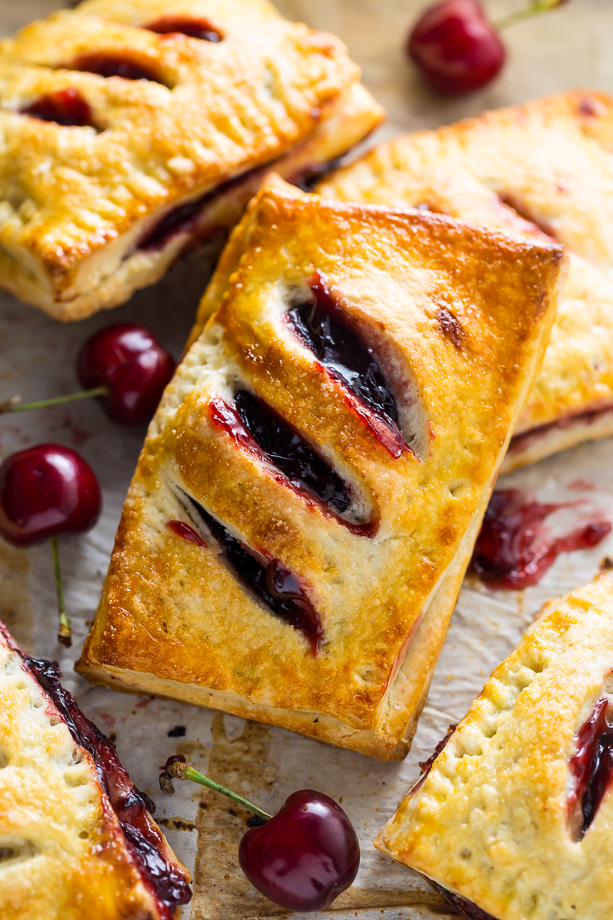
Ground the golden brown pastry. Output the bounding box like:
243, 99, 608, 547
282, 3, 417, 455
0, 0, 382, 320
78, 177, 563, 761
0, 621, 190, 920
376, 574, 613, 920
317, 90, 613, 473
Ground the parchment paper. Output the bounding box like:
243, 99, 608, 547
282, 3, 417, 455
1, 2, 612, 917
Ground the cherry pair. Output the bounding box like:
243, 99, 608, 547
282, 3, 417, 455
0, 323, 174, 644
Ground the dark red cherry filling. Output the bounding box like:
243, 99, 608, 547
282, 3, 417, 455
209, 397, 374, 534
146, 15, 223, 42
509, 404, 613, 456
166, 519, 206, 547
173, 496, 322, 653
568, 696, 613, 839
70, 53, 164, 83
472, 489, 611, 590
286, 274, 407, 458
1, 627, 191, 919
234, 390, 352, 515
21, 88, 96, 128
138, 196, 206, 252
137, 168, 257, 253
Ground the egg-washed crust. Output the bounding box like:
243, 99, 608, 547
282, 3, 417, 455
316, 90, 613, 473
78, 178, 563, 760
376, 574, 613, 920
0, 624, 190, 920
0, 0, 382, 320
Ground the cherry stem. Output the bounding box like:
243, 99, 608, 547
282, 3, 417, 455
50, 536, 72, 648
494, 0, 568, 30
0, 386, 107, 415
164, 760, 272, 821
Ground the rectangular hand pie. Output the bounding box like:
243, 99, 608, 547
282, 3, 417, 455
78, 177, 563, 760
0, 621, 191, 920
0, 0, 382, 320
317, 91, 613, 473
376, 574, 613, 920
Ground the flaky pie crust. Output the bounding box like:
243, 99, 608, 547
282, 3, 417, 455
317, 91, 613, 472
78, 178, 563, 760
376, 574, 613, 920
0, 0, 382, 319
0, 628, 188, 920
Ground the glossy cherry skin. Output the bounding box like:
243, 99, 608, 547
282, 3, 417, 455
0, 445, 101, 546
77, 324, 175, 425
238, 790, 360, 912
407, 0, 506, 94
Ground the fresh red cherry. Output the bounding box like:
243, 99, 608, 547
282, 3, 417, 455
159, 758, 360, 912
406, 0, 567, 95
0, 444, 101, 546
1, 324, 174, 426
407, 0, 505, 94
77, 324, 175, 425
238, 789, 360, 911
0, 444, 101, 645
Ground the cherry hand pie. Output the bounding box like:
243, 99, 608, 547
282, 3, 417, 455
376, 574, 613, 920
0, 621, 190, 920
317, 91, 613, 473
0, 0, 382, 321
77, 177, 563, 760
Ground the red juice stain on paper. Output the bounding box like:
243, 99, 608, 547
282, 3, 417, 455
472, 489, 611, 590
568, 479, 596, 492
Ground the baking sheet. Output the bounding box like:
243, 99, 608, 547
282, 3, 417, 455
1, 1, 612, 917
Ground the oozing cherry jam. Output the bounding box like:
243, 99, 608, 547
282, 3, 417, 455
136, 155, 347, 255
71, 53, 163, 83
568, 696, 613, 839
166, 519, 206, 547
137, 167, 264, 253
472, 489, 611, 590
146, 16, 223, 41
234, 390, 352, 515
209, 397, 373, 534
286, 274, 407, 458
173, 496, 322, 653
138, 196, 206, 251
0, 627, 191, 919
508, 403, 613, 456
21, 88, 95, 127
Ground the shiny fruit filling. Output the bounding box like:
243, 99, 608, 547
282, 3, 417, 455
21, 89, 96, 128
234, 389, 352, 515
70, 53, 164, 83
569, 696, 613, 839
5, 633, 191, 919
146, 16, 223, 41
171, 497, 322, 653
286, 274, 407, 458
209, 396, 373, 534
